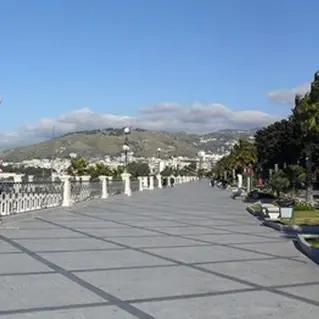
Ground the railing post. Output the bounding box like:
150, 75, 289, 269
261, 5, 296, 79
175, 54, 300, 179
143, 176, 148, 188
156, 174, 162, 189
237, 174, 243, 189
138, 176, 144, 191
149, 175, 154, 190
61, 175, 71, 207
99, 175, 108, 199
121, 172, 132, 196
13, 174, 23, 183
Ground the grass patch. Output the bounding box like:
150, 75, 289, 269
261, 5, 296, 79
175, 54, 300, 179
305, 237, 319, 248
247, 203, 262, 215
279, 210, 319, 225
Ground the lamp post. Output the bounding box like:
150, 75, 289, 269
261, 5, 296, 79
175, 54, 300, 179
197, 151, 205, 179
157, 148, 161, 173
123, 127, 131, 172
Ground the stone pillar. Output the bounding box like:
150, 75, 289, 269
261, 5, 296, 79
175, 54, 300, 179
156, 174, 162, 189
138, 176, 144, 191
232, 169, 236, 180
107, 176, 113, 184
149, 175, 154, 190
142, 176, 148, 188
13, 174, 24, 183
247, 176, 251, 193
237, 174, 243, 189
121, 172, 132, 196
274, 163, 279, 172
61, 175, 71, 207
28, 175, 34, 182
269, 169, 273, 177
177, 175, 182, 184
99, 175, 108, 199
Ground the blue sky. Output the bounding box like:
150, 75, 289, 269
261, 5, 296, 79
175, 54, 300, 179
0, 0, 317, 146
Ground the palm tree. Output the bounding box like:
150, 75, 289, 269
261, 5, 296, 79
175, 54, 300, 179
67, 157, 88, 176
230, 140, 257, 173
293, 92, 319, 203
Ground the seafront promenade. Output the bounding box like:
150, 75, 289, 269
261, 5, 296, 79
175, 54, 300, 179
1, 181, 319, 318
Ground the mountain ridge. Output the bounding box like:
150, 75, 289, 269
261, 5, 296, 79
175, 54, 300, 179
0, 127, 257, 161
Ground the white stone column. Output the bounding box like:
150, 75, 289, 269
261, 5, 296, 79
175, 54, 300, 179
107, 176, 113, 184
61, 175, 71, 207
121, 172, 132, 196
13, 174, 24, 183
28, 175, 34, 182
149, 175, 154, 190
142, 176, 148, 188
99, 175, 108, 199
138, 177, 144, 191
156, 174, 162, 189
247, 176, 251, 193
237, 174, 243, 189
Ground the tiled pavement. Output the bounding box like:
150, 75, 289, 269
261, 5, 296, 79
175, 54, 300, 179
1, 181, 319, 318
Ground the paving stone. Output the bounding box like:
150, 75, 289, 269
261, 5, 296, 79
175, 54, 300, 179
1, 181, 319, 318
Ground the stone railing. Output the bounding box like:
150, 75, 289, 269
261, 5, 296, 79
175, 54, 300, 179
0, 174, 198, 217
0, 181, 63, 216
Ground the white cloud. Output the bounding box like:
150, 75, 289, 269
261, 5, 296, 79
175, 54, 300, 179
0, 103, 278, 149
266, 82, 310, 104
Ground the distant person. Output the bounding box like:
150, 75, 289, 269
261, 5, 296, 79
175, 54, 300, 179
210, 179, 215, 188
170, 177, 175, 187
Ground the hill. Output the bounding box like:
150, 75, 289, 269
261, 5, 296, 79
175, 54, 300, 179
0, 128, 257, 161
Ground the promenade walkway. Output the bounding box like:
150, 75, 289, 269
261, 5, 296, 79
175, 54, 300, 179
1, 181, 319, 318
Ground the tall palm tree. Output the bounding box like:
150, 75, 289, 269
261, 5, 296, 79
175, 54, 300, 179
293, 92, 319, 202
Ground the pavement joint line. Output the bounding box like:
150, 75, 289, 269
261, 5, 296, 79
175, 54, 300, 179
87, 203, 278, 241
0, 233, 156, 319
35, 217, 319, 308
0, 256, 286, 277
98, 202, 252, 226
72, 210, 307, 264
0, 301, 112, 316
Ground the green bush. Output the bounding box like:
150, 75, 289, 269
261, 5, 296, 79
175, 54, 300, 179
294, 201, 314, 211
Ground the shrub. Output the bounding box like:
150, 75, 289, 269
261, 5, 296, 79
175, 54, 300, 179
294, 200, 314, 211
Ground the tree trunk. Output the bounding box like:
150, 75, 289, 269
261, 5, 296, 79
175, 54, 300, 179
305, 145, 314, 203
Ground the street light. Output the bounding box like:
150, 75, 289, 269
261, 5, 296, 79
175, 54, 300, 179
157, 148, 161, 174
197, 150, 205, 170
197, 151, 205, 179
123, 127, 131, 171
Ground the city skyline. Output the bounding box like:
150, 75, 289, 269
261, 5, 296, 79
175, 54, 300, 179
0, 0, 317, 148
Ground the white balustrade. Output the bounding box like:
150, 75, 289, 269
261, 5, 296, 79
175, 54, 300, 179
0, 174, 197, 217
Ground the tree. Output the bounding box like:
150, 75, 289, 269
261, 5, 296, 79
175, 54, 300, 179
292, 72, 319, 202
268, 170, 290, 197
284, 164, 305, 196
127, 162, 150, 177
67, 157, 88, 176
254, 119, 302, 172
88, 163, 112, 180
161, 166, 173, 177
214, 139, 257, 179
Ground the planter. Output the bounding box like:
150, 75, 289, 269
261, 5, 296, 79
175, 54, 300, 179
296, 234, 319, 261
280, 207, 293, 219
262, 220, 319, 234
